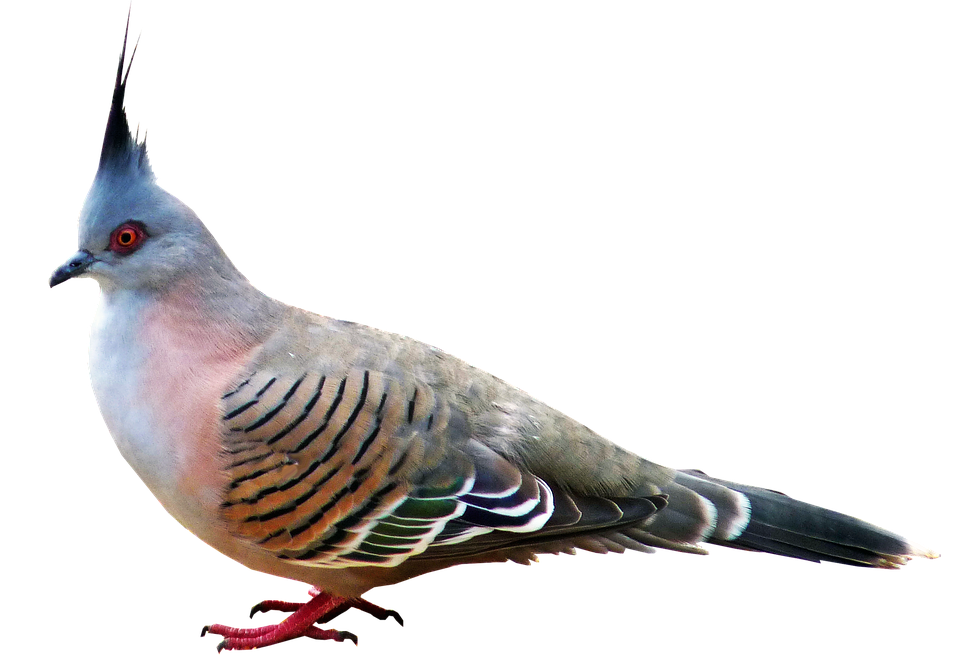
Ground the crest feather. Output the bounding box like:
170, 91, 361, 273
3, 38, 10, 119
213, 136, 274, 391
97, 0, 153, 177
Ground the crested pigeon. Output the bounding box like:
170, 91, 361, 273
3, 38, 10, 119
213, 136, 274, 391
50, 19, 938, 653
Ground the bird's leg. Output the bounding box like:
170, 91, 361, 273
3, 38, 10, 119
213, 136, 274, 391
250, 588, 403, 625
337, 597, 403, 628
202, 591, 357, 652
203, 586, 403, 653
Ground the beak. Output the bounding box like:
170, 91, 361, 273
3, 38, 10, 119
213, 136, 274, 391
50, 249, 97, 288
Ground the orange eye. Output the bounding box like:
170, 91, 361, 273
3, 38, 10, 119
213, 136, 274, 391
109, 221, 146, 254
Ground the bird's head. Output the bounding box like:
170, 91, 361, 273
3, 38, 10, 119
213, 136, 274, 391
51, 16, 232, 293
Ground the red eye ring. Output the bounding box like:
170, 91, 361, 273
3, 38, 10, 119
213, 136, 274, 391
116, 229, 136, 246
109, 221, 147, 254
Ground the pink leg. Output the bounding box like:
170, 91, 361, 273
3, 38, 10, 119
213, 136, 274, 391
250, 590, 403, 625
202, 592, 356, 652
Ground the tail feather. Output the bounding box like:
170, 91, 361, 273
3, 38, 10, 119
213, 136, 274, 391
676, 469, 937, 567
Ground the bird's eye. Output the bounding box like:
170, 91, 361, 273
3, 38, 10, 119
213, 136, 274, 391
109, 221, 147, 254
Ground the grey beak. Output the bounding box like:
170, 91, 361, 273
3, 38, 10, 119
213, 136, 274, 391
50, 250, 97, 288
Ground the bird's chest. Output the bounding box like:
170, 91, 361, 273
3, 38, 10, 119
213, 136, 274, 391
89, 291, 254, 535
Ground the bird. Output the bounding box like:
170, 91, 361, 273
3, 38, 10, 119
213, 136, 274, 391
51, 18, 937, 653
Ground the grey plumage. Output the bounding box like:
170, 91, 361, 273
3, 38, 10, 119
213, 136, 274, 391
48, 14, 938, 652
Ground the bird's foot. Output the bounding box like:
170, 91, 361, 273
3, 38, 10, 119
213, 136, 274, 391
201, 589, 401, 651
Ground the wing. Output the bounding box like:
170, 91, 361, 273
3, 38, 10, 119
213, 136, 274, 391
217, 367, 666, 570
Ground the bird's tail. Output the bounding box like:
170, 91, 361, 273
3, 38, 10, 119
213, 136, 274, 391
643, 469, 939, 568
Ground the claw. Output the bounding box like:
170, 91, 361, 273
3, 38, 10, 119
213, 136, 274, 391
249, 599, 302, 618
346, 598, 404, 626
303, 625, 358, 644
201, 590, 400, 651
